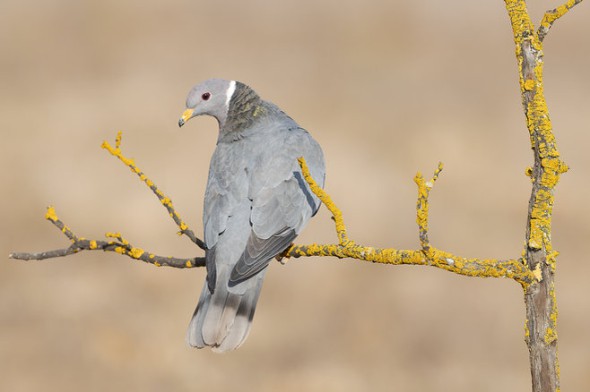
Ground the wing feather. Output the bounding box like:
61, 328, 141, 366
229, 228, 297, 286
228, 130, 326, 285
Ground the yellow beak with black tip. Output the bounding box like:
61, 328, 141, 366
178, 109, 194, 127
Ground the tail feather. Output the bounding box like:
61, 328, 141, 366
186, 269, 266, 352
186, 283, 210, 348
214, 280, 263, 352
207, 292, 241, 344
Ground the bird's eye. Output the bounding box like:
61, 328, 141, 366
202, 92, 211, 101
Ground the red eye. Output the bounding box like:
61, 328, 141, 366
202, 92, 211, 100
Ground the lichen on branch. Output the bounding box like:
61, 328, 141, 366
9, 206, 205, 268
11, 139, 536, 287
502, 1, 582, 391
538, 0, 584, 42
284, 158, 536, 286
102, 132, 205, 250
10, 133, 207, 267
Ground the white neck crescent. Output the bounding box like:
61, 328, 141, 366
226, 80, 236, 107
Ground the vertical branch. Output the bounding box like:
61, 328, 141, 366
504, 1, 575, 391
414, 163, 443, 253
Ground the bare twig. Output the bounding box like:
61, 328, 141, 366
9, 206, 205, 268
10, 133, 207, 267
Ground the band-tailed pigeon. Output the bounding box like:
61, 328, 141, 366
178, 79, 325, 352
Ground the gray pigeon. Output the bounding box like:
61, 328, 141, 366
178, 79, 325, 352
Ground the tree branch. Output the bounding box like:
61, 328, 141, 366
102, 132, 206, 250
538, 0, 584, 42
284, 158, 536, 286
10, 133, 208, 267
12, 149, 536, 288
504, 1, 578, 391
9, 206, 205, 268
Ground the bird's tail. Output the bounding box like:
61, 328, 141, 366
186, 267, 266, 353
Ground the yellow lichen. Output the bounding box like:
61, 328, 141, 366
45, 206, 58, 222
288, 240, 533, 285
128, 247, 144, 259
115, 130, 122, 148
546, 250, 559, 272
524, 79, 536, 90
89, 240, 98, 250
549, 281, 559, 330
288, 157, 534, 285
539, 0, 580, 32
504, 2, 568, 387
298, 157, 348, 244
532, 262, 543, 282
185, 260, 192, 268
102, 131, 197, 244
545, 327, 557, 344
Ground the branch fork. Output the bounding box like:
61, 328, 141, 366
10, 133, 206, 269
284, 158, 535, 287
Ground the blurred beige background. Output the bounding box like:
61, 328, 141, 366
1, 1, 589, 391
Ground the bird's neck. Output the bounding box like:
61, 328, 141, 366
219, 82, 265, 138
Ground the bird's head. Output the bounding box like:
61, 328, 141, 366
178, 78, 236, 128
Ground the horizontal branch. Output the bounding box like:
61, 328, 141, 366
287, 242, 532, 283
284, 158, 537, 286
9, 206, 205, 268
12, 136, 537, 288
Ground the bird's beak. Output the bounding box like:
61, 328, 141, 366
178, 109, 194, 127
